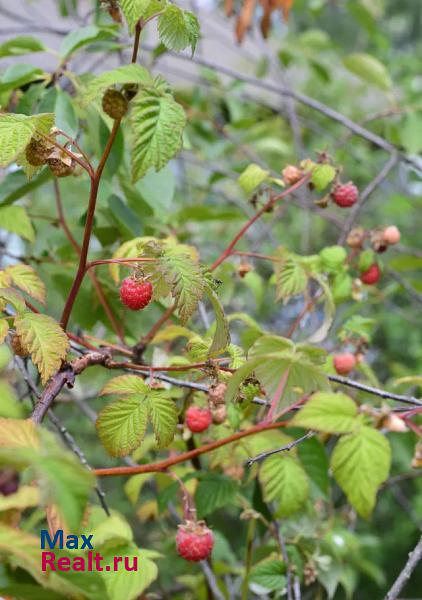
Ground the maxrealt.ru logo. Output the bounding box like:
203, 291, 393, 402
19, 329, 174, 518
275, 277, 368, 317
40, 530, 138, 572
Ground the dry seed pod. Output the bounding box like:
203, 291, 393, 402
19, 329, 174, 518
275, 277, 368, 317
370, 230, 388, 253
208, 382, 227, 406
382, 414, 408, 433
211, 405, 227, 424
102, 88, 128, 119
11, 334, 29, 357
25, 137, 53, 166
48, 157, 75, 178
238, 260, 252, 278
346, 227, 365, 249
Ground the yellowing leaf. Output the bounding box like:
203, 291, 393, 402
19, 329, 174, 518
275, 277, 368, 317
15, 313, 69, 384
7, 264, 46, 305
0, 418, 39, 448
97, 396, 149, 457
0, 485, 39, 511
98, 377, 178, 456
0, 318, 8, 344
0, 287, 27, 313
238, 163, 270, 196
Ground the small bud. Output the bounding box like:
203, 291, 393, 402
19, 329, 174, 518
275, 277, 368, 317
346, 227, 365, 249
382, 414, 408, 433
238, 260, 252, 278
211, 405, 227, 424
282, 165, 303, 185
382, 225, 401, 245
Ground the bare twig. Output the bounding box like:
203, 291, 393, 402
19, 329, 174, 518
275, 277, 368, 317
245, 431, 315, 467
384, 535, 422, 600
31, 352, 111, 424
328, 374, 422, 406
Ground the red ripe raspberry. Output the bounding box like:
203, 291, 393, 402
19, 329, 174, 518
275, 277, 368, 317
360, 264, 381, 285
119, 277, 153, 310
382, 225, 401, 245
176, 521, 214, 562
333, 353, 356, 375
332, 182, 359, 208
185, 406, 212, 433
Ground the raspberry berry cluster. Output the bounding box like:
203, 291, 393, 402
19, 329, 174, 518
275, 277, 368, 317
176, 520, 214, 562
119, 276, 153, 310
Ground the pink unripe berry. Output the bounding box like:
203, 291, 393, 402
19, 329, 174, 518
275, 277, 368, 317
382, 226, 401, 245
332, 182, 359, 208
176, 521, 214, 562
185, 406, 213, 433
333, 353, 357, 375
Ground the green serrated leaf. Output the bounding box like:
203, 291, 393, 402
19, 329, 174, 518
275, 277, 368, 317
101, 543, 159, 600
98, 378, 177, 455
158, 6, 199, 53
119, 0, 166, 32
250, 560, 286, 592
204, 283, 230, 356
0, 36, 46, 58
81, 64, 153, 107
131, 86, 186, 181
298, 436, 330, 497
59, 25, 115, 58
238, 163, 270, 196
101, 374, 149, 396
152, 242, 205, 323
195, 473, 238, 518
225, 335, 329, 409
14, 312, 69, 384
96, 396, 149, 457
331, 426, 391, 518
147, 392, 178, 448
274, 248, 308, 300
292, 392, 358, 433
343, 53, 391, 91
259, 454, 309, 517
0, 206, 35, 242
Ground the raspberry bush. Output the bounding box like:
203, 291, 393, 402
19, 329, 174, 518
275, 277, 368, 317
0, 1, 421, 599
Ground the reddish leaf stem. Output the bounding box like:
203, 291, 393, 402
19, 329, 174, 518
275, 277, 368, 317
94, 419, 289, 477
